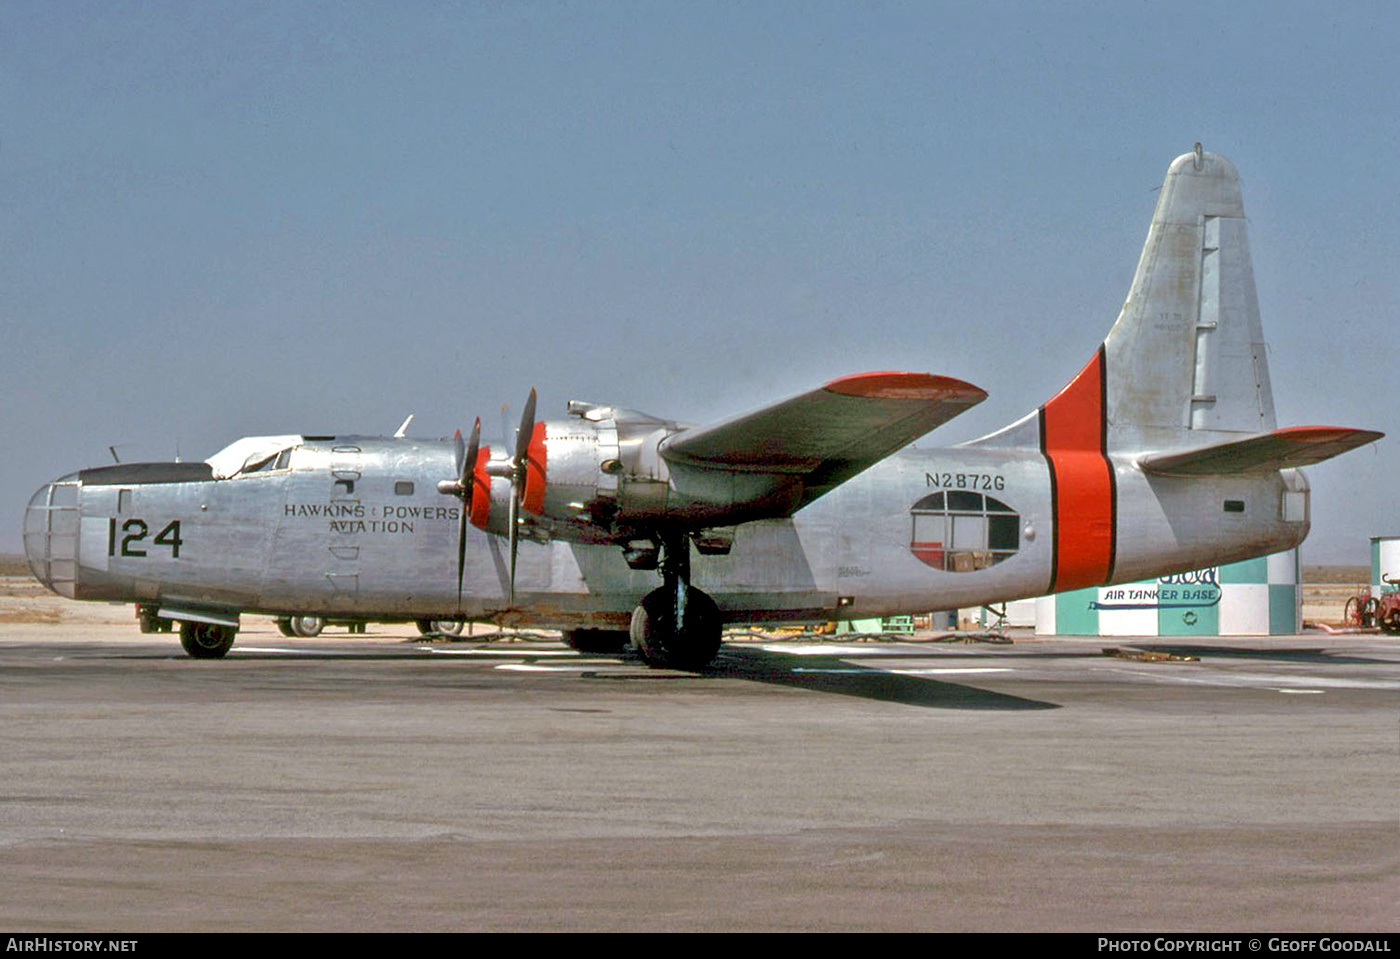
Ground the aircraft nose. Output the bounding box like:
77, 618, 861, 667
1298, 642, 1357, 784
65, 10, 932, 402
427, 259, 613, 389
23, 474, 81, 598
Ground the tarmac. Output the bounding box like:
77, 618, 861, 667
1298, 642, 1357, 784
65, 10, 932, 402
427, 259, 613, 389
0, 599, 1396, 931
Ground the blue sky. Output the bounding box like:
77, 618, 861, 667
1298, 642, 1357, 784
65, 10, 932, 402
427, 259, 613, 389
2, 1, 1396, 563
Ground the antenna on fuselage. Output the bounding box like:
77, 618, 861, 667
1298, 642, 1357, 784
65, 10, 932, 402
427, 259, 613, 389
394, 414, 414, 439
108, 446, 121, 464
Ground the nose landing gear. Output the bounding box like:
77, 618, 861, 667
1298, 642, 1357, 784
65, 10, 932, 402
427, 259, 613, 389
179, 621, 237, 659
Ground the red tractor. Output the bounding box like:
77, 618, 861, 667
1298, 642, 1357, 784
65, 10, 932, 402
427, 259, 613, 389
1345, 576, 1400, 632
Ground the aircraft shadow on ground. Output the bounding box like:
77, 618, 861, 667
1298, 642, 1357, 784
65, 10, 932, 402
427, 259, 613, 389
706, 645, 1059, 711
106, 639, 1060, 709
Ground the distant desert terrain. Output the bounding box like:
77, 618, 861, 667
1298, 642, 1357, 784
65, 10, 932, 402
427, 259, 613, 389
0, 555, 1372, 631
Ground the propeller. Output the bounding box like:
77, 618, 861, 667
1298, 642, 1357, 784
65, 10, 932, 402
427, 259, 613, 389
505, 389, 537, 607
481, 389, 541, 606
437, 418, 482, 606
448, 390, 543, 609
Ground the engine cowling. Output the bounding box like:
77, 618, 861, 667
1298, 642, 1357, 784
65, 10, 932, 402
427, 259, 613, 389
468, 403, 681, 545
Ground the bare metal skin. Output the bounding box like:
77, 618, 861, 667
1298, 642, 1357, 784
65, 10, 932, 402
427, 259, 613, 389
23, 148, 1382, 666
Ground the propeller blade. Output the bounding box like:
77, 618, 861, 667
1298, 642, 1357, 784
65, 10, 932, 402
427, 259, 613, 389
513, 388, 537, 472
463, 418, 481, 500
507, 480, 520, 608
456, 504, 469, 607
452, 419, 484, 609
509, 390, 538, 608
500, 403, 514, 458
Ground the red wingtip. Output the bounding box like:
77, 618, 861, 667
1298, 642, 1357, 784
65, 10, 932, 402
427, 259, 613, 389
823, 371, 986, 401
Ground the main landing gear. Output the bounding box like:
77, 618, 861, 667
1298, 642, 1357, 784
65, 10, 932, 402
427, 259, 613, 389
629, 531, 722, 671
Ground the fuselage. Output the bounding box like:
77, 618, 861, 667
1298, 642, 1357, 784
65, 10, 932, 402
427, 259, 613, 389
24, 434, 1309, 629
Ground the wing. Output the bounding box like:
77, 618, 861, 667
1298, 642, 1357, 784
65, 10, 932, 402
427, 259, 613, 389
1138, 425, 1384, 476
661, 371, 986, 512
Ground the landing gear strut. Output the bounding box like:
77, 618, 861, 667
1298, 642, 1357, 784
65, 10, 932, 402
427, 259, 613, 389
136, 604, 173, 633
629, 531, 722, 670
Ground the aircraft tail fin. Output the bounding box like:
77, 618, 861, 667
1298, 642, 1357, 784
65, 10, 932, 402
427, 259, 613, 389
975, 145, 1280, 453
1100, 144, 1276, 450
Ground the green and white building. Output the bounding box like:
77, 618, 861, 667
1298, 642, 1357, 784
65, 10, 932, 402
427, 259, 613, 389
1036, 549, 1300, 637
1373, 536, 1400, 597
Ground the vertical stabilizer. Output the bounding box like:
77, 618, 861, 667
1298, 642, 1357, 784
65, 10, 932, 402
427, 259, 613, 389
974, 147, 1277, 454
957, 149, 1375, 597
1103, 145, 1275, 452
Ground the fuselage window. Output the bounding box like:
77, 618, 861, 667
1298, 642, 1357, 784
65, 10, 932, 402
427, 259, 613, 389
910, 491, 1021, 572
394, 481, 414, 496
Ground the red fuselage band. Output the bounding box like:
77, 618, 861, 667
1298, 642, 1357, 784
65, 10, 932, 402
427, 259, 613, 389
1040, 346, 1116, 593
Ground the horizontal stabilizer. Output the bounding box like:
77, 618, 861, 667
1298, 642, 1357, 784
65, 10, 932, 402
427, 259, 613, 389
1139, 426, 1383, 476
662, 371, 986, 509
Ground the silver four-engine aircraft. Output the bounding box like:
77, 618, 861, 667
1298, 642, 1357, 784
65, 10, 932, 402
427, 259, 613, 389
24, 148, 1383, 668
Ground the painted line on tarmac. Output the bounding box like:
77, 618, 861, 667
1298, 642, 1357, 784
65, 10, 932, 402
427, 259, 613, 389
494, 663, 631, 672
791, 666, 1012, 675
1106, 667, 1399, 692
238, 646, 373, 656
424, 647, 578, 656
885, 667, 1013, 675
751, 643, 992, 657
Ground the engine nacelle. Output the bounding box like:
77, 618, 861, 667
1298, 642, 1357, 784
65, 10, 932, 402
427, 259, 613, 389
468, 403, 682, 545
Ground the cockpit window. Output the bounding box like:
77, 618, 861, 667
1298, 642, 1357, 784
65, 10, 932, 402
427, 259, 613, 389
236, 446, 299, 476
205, 435, 304, 479
239, 453, 280, 474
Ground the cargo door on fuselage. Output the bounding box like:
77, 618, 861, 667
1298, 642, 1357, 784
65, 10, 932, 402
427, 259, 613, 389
264, 442, 360, 612
322, 444, 363, 610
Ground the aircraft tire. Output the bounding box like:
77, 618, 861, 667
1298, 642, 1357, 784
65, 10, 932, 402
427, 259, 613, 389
289, 615, 324, 637
563, 628, 630, 654
630, 586, 722, 670
179, 622, 236, 659
416, 619, 464, 637
276, 619, 296, 637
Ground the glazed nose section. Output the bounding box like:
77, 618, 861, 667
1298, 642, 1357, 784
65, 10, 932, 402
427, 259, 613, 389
24, 475, 81, 598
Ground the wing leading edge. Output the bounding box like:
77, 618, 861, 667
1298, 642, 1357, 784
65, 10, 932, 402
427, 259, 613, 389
660, 371, 987, 514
